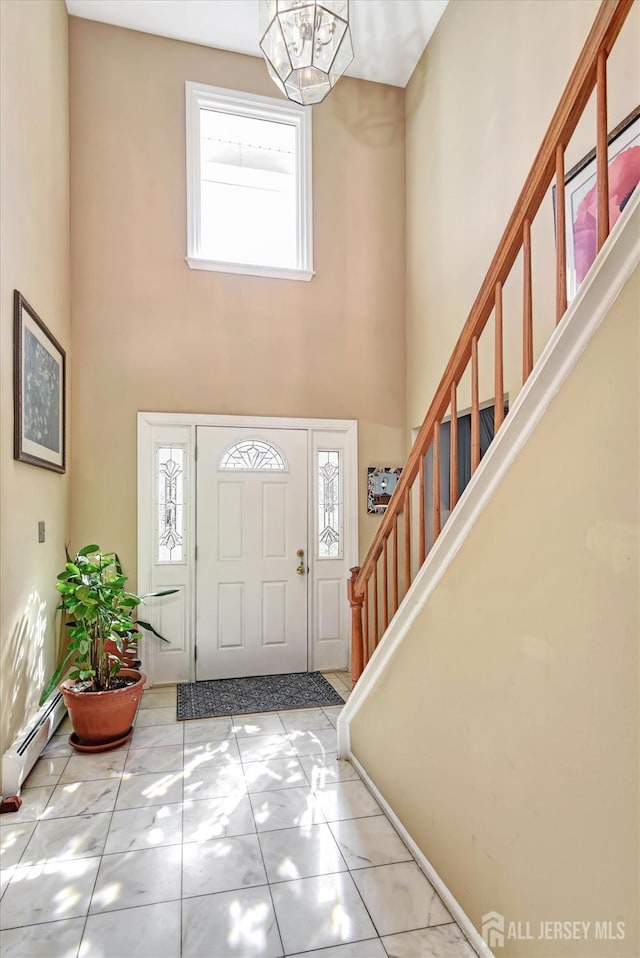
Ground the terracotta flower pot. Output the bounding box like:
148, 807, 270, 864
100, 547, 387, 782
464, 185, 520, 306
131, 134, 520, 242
60, 668, 146, 749
105, 636, 139, 670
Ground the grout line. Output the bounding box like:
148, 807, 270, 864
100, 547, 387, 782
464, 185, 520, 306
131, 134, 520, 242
4, 724, 469, 957
0, 896, 186, 932
77, 840, 110, 953
6, 713, 397, 916
83, 749, 128, 906
347, 862, 389, 943
0, 914, 93, 946
254, 823, 286, 956
0, 874, 389, 926
0, 821, 37, 875
78, 712, 182, 955
284, 937, 386, 958
178, 753, 185, 957
231, 717, 288, 954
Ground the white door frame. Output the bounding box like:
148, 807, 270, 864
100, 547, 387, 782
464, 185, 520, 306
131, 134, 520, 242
137, 412, 358, 686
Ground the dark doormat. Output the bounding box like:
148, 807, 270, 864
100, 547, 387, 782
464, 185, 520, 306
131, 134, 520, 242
177, 671, 345, 720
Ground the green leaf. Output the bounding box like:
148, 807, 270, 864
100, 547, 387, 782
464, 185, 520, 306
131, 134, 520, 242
106, 574, 127, 589
48, 544, 176, 696
137, 619, 171, 643
140, 589, 179, 599
77, 544, 100, 557
38, 650, 76, 706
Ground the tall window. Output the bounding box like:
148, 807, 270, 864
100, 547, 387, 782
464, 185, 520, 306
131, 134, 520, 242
317, 449, 343, 559
186, 82, 313, 281
156, 445, 186, 564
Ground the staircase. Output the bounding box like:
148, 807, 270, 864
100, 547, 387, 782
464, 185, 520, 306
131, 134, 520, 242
340, 2, 639, 953
346, 0, 636, 680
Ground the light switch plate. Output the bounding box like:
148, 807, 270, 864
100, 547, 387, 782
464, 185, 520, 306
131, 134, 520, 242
38, 521, 45, 543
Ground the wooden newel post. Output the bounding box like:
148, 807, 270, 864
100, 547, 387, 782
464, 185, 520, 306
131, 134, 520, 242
348, 566, 365, 683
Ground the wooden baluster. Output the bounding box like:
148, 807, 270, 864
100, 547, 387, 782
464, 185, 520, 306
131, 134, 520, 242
404, 491, 411, 596
362, 580, 369, 667
523, 218, 533, 381
494, 282, 504, 431
433, 422, 441, 540
347, 567, 364, 682
418, 456, 426, 566
555, 145, 567, 324
450, 382, 458, 509
471, 337, 480, 473
382, 538, 389, 630
372, 560, 379, 648
392, 514, 399, 614
597, 49, 609, 251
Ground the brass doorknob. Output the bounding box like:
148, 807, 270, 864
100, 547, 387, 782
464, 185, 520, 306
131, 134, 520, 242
296, 548, 306, 575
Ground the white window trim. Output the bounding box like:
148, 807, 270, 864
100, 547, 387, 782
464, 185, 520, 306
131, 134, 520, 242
185, 82, 314, 282
138, 413, 359, 685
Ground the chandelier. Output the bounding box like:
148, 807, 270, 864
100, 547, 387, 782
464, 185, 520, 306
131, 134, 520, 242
259, 1, 354, 106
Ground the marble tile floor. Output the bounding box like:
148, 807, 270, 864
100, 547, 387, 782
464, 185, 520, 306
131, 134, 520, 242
0, 673, 477, 958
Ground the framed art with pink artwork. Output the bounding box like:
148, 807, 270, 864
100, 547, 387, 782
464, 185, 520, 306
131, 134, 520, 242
559, 105, 639, 300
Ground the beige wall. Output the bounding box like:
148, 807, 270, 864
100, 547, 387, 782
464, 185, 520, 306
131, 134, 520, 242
405, 0, 640, 429
68, 18, 406, 577
0, 0, 70, 787
351, 266, 640, 956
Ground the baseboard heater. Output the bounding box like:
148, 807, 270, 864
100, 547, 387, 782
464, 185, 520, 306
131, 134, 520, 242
2, 693, 67, 797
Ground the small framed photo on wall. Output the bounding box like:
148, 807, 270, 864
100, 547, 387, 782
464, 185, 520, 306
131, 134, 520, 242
14, 290, 66, 473
367, 466, 402, 514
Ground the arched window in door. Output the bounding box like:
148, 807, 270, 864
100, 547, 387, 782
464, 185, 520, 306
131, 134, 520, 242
219, 439, 287, 472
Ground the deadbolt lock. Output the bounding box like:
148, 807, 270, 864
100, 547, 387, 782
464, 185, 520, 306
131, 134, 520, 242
296, 548, 306, 575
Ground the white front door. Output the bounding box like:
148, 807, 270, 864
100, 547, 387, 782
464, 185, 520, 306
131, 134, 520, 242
196, 426, 308, 680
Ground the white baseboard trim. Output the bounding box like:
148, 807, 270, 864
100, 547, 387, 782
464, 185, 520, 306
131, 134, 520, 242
349, 751, 495, 958
2, 692, 67, 796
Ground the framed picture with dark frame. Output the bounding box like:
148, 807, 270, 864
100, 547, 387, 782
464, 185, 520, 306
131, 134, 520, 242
367, 466, 402, 514
554, 104, 639, 301
14, 290, 66, 473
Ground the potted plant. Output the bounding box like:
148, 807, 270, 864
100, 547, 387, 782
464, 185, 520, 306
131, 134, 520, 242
40, 544, 176, 752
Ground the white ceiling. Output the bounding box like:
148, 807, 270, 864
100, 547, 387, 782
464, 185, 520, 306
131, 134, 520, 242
65, 0, 448, 88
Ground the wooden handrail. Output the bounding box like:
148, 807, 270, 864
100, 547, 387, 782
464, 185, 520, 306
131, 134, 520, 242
352, 0, 633, 601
